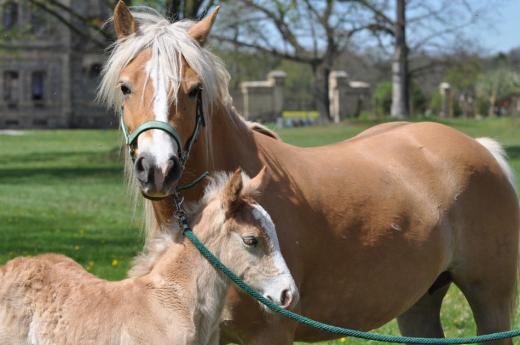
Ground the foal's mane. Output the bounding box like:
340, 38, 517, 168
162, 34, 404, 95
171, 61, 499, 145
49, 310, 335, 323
128, 172, 245, 277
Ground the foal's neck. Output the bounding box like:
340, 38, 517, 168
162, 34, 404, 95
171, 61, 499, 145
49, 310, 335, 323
147, 224, 228, 344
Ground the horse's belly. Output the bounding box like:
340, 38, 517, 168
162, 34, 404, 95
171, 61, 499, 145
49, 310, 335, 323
293, 216, 450, 339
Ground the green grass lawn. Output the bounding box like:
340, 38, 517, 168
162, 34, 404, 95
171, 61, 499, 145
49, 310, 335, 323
1, 117, 519, 344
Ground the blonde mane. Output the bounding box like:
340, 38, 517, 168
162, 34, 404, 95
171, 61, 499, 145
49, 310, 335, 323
98, 6, 275, 244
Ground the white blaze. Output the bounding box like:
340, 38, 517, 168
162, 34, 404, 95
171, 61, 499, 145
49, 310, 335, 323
252, 204, 298, 306
138, 59, 180, 176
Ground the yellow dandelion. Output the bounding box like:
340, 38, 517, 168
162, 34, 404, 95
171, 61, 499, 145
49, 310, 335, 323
340, 337, 347, 343
86, 260, 95, 271
112, 259, 119, 267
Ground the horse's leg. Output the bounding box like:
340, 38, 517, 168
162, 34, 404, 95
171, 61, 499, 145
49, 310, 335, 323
454, 275, 516, 345
241, 324, 295, 345
397, 282, 450, 341
220, 316, 296, 345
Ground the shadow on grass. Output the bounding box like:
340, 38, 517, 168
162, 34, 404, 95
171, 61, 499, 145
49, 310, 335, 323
0, 149, 122, 165
0, 166, 123, 183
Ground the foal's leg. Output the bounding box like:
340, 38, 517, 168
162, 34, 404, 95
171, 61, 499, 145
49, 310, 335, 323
397, 282, 450, 342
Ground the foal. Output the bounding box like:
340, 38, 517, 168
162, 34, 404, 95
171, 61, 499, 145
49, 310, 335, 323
0, 168, 297, 345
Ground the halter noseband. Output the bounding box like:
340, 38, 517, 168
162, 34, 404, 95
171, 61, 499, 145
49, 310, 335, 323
120, 90, 208, 192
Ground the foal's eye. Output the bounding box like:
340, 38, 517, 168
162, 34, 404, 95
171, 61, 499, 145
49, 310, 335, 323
242, 236, 258, 248
120, 83, 132, 96
188, 85, 201, 99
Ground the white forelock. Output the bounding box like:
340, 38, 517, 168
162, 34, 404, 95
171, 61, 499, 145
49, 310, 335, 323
97, 6, 231, 112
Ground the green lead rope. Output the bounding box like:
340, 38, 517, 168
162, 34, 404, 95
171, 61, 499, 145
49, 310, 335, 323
180, 219, 520, 344
176, 171, 209, 192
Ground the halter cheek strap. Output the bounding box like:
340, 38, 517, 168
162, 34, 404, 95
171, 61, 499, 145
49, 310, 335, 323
119, 90, 208, 192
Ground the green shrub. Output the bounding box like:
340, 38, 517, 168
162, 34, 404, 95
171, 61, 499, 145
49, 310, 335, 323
430, 91, 442, 115
372, 81, 392, 116
410, 81, 427, 115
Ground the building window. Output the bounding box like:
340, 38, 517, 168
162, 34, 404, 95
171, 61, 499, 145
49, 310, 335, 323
2, 2, 18, 30
32, 71, 45, 106
3, 71, 19, 108
33, 119, 48, 126
5, 119, 19, 126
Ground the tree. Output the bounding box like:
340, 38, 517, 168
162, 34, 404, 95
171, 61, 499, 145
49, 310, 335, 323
350, 0, 502, 118
17, 0, 213, 50
476, 68, 520, 116
215, 0, 500, 121
165, 0, 214, 20
215, 1, 394, 122
390, 0, 408, 118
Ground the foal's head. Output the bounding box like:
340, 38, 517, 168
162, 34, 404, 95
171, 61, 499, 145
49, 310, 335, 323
99, 1, 230, 198
198, 167, 298, 309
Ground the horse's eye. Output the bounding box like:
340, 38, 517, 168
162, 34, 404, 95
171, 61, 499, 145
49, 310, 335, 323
242, 236, 258, 248
188, 85, 201, 99
120, 83, 132, 96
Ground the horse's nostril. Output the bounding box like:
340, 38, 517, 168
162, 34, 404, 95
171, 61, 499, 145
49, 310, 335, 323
134, 154, 154, 184
280, 289, 292, 308
135, 156, 145, 173
163, 156, 181, 184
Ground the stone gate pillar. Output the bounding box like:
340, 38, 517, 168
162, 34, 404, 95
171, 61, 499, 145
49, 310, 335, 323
329, 71, 348, 123
240, 70, 287, 121
439, 82, 451, 118
267, 70, 287, 118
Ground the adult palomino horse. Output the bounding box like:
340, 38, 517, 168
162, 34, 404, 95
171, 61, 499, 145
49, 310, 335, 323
98, 2, 519, 344
0, 169, 297, 345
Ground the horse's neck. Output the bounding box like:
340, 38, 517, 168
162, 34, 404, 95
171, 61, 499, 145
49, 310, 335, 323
150, 104, 263, 225
147, 226, 228, 343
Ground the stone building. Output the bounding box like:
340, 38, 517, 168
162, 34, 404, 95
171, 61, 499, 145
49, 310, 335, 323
0, 0, 113, 129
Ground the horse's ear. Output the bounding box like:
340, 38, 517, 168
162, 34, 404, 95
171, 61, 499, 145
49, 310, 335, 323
113, 0, 138, 39
223, 168, 244, 217
187, 6, 220, 46
245, 166, 270, 197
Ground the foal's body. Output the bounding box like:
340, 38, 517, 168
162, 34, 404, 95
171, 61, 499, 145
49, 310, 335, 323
0, 254, 174, 345
0, 170, 297, 345
102, 4, 519, 344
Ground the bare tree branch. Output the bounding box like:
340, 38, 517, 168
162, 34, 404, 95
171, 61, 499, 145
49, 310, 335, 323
28, 0, 107, 48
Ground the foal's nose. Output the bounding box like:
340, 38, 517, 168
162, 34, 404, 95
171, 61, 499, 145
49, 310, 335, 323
134, 152, 181, 194
280, 289, 293, 309
266, 288, 295, 309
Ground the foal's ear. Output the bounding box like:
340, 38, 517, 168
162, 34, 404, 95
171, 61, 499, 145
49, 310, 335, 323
245, 166, 270, 197
113, 0, 138, 39
223, 168, 244, 217
187, 6, 220, 46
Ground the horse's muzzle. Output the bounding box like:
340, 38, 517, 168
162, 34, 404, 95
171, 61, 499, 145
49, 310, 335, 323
134, 152, 181, 198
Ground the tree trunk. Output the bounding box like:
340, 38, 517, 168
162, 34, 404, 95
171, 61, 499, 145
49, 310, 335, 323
391, 0, 409, 118
166, 0, 206, 20
312, 62, 332, 123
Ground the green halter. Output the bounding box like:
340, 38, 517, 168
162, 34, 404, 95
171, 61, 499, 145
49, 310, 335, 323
120, 90, 208, 192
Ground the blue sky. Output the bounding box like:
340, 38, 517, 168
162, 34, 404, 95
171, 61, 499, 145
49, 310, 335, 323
477, 1, 520, 53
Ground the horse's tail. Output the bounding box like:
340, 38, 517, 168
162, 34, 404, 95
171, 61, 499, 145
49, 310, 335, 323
477, 137, 517, 194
